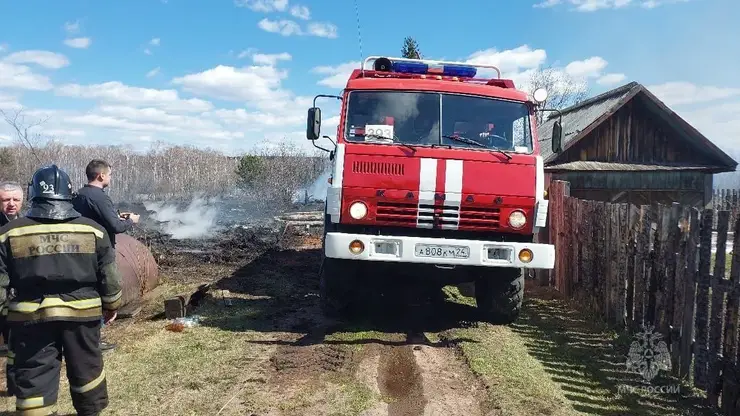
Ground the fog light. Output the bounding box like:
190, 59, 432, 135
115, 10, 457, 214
518, 248, 533, 263
349, 240, 365, 254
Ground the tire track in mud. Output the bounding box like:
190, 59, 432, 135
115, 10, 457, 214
378, 343, 427, 415
366, 332, 485, 416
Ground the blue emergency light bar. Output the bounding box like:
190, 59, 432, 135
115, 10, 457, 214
364, 56, 501, 79
391, 61, 477, 78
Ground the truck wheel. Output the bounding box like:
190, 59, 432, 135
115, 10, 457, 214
475, 268, 524, 325
319, 257, 355, 318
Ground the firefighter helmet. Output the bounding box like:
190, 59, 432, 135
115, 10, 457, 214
27, 164, 74, 201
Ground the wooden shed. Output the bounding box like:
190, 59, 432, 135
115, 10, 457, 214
538, 81, 737, 208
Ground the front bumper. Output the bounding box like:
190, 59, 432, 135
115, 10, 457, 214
324, 232, 555, 269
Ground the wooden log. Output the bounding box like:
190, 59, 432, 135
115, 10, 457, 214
708, 210, 731, 406
693, 209, 714, 389
680, 208, 700, 380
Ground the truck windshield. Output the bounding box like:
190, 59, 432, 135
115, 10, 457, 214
344, 91, 533, 153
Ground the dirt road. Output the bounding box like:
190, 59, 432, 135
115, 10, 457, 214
0, 228, 721, 415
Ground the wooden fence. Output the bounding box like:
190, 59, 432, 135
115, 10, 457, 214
712, 189, 740, 230
548, 180, 740, 415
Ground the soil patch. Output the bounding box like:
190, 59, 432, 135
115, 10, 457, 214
378, 345, 427, 415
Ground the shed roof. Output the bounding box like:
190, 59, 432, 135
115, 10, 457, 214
544, 161, 731, 172
538, 81, 737, 172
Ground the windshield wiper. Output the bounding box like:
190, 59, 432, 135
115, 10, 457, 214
442, 135, 512, 160
362, 134, 416, 152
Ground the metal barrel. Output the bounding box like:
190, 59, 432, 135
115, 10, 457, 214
115, 233, 160, 308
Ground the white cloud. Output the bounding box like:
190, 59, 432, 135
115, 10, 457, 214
258, 18, 302, 36
312, 61, 360, 89
0, 44, 7, 53
149, 38, 161, 46
55, 81, 214, 113
144, 48, 153, 55
533, 0, 691, 11
64, 37, 92, 49
2, 50, 70, 69
43, 128, 87, 138
252, 52, 291, 66
234, 0, 288, 12
306, 22, 338, 39
466, 45, 547, 75
257, 18, 338, 38
290, 5, 311, 20
0, 92, 22, 110
647, 82, 740, 153
565, 57, 608, 78
647, 82, 740, 106
146, 67, 161, 78
597, 73, 627, 85
0, 62, 54, 91
64, 20, 81, 35
172, 64, 290, 104
237, 48, 257, 59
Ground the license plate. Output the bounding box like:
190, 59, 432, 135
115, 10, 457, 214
487, 248, 511, 260
415, 244, 470, 259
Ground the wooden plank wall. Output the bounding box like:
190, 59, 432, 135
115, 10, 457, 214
548, 180, 740, 415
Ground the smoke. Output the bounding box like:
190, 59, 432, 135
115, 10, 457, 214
144, 196, 221, 239
293, 167, 330, 204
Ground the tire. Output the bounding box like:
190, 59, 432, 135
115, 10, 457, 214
475, 268, 524, 325
319, 256, 355, 318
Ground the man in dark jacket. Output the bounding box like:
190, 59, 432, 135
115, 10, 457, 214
72, 159, 138, 352
72, 159, 139, 249
0, 181, 24, 227
0, 181, 23, 396
0, 164, 122, 416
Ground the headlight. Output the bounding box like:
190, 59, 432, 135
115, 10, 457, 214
508, 210, 527, 229
349, 202, 368, 219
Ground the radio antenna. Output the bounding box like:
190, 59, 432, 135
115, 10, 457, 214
353, 0, 365, 76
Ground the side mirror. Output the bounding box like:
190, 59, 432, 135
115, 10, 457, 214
551, 121, 562, 154
307, 107, 321, 141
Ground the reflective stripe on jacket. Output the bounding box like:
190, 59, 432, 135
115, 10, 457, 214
0, 217, 123, 325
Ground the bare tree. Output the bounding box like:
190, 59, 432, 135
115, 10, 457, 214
526, 67, 589, 124
0, 107, 49, 165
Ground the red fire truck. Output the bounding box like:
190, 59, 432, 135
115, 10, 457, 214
307, 56, 563, 324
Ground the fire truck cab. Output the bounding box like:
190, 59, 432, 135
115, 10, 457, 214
307, 56, 563, 324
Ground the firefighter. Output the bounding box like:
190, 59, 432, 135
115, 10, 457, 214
0, 164, 123, 416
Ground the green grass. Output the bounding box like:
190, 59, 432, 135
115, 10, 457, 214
710, 252, 734, 278
442, 285, 718, 416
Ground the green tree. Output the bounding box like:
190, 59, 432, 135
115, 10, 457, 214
401, 37, 422, 59
234, 154, 263, 189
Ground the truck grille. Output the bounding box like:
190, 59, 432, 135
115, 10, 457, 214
351, 161, 405, 176
376, 201, 501, 229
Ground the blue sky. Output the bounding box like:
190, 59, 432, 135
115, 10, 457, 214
0, 0, 738, 156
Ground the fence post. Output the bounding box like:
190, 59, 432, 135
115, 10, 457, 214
548, 181, 570, 291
